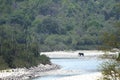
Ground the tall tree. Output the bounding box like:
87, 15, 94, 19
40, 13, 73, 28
101, 2, 120, 60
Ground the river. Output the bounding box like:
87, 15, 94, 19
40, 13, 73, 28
33, 57, 105, 80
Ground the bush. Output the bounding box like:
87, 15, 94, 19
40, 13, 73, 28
100, 60, 120, 80
39, 55, 51, 65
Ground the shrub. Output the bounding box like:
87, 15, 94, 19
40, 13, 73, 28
100, 60, 120, 80
39, 55, 51, 65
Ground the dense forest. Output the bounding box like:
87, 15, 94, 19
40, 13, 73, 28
0, 0, 120, 69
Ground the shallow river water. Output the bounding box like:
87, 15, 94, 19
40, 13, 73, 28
33, 57, 105, 80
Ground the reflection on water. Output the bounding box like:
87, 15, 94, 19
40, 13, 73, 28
33, 57, 104, 80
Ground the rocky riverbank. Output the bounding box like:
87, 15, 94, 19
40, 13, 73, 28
0, 64, 60, 80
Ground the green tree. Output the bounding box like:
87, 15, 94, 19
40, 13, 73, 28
100, 2, 120, 60
100, 3, 120, 80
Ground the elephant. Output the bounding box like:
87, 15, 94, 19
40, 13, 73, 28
78, 53, 84, 56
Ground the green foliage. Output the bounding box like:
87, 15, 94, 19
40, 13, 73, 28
100, 1, 120, 59
0, 24, 50, 69
100, 60, 120, 80
0, 0, 51, 69
0, 0, 120, 69
39, 55, 51, 65
100, 21, 120, 59
36, 18, 63, 34
0, 56, 9, 70
100, 2, 120, 80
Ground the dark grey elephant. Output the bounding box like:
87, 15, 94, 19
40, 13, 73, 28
78, 53, 84, 56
